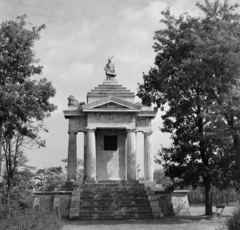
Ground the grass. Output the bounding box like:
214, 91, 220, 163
63, 205, 237, 230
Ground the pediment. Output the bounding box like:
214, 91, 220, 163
82, 96, 141, 112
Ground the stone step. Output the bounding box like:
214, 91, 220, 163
91, 88, 131, 92
95, 85, 126, 89
81, 186, 145, 190
81, 185, 145, 191
79, 207, 152, 211
77, 213, 154, 220
79, 209, 153, 215
82, 182, 144, 187
80, 195, 148, 200
91, 90, 132, 94
80, 203, 151, 208
80, 200, 150, 205
80, 191, 147, 197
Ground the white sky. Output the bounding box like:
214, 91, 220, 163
1, 0, 239, 176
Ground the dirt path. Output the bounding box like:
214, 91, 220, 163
63, 206, 236, 230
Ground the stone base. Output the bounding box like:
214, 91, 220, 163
155, 190, 191, 216
33, 180, 190, 219
33, 191, 72, 218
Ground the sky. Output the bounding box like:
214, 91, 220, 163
1, 0, 239, 176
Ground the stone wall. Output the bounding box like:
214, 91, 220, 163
33, 191, 72, 218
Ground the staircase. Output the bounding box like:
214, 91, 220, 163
69, 180, 161, 220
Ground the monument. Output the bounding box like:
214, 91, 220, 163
33, 59, 190, 219
64, 58, 157, 182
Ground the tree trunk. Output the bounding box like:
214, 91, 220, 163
7, 177, 11, 207
0, 118, 3, 180
204, 176, 212, 215
233, 133, 240, 177
226, 189, 229, 205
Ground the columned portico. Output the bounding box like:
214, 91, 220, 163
67, 131, 77, 181
127, 129, 137, 180
64, 78, 157, 182
143, 131, 153, 181
86, 128, 96, 180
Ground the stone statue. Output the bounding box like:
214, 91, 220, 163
104, 56, 117, 80
68, 95, 85, 107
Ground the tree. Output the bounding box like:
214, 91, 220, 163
61, 158, 84, 182
2, 122, 46, 206
153, 169, 172, 188
0, 15, 57, 178
35, 166, 65, 191
137, 0, 240, 215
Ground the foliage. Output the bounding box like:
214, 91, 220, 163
0, 14, 57, 206
0, 14, 57, 173
137, 0, 240, 215
35, 166, 66, 191
0, 206, 62, 230
61, 158, 84, 182
188, 187, 238, 205
224, 206, 240, 230
153, 169, 173, 188
0, 164, 36, 208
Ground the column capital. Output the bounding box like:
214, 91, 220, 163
126, 129, 136, 133
143, 131, 153, 136
86, 127, 96, 131
68, 130, 78, 135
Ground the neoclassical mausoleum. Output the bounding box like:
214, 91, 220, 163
64, 78, 157, 182
33, 61, 190, 219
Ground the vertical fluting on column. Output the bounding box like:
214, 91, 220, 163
67, 131, 77, 181
83, 131, 87, 179
86, 128, 96, 180
127, 129, 137, 180
144, 131, 153, 181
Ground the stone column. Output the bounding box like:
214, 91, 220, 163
127, 129, 137, 180
67, 131, 77, 181
83, 131, 87, 178
143, 131, 153, 181
86, 128, 96, 180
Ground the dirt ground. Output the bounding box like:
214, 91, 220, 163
63, 205, 237, 230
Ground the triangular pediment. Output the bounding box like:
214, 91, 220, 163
82, 96, 141, 112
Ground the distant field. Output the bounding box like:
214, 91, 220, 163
63, 205, 238, 230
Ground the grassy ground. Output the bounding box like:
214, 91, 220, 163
63, 205, 237, 230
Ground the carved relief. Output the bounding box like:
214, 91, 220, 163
136, 117, 150, 126
91, 113, 133, 122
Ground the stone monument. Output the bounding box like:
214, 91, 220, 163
33, 59, 190, 219
64, 59, 157, 182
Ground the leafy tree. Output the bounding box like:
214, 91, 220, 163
35, 166, 65, 191
61, 158, 84, 182
2, 123, 45, 206
137, 0, 240, 215
0, 15, 57, 178
153, 169, 172, 188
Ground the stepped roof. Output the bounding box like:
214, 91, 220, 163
87, 78, 135, 103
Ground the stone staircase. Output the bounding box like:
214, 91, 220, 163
69, 180, 161, 220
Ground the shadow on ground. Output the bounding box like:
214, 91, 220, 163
63, 215, 229, 226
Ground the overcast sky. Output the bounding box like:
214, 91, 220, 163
1, 0, 239, 176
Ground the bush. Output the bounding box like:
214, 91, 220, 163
225, 206, 240, 230
0, 206, 63, 230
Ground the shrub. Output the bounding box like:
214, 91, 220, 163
225, 205, 240, 230
0, 206, 63, 230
